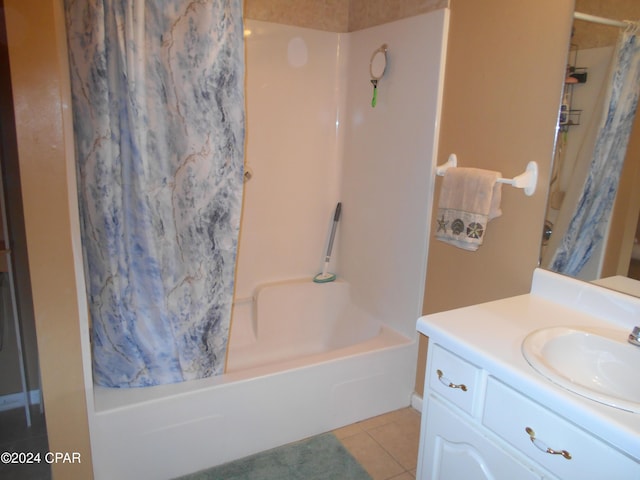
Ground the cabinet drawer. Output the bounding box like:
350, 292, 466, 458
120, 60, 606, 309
482, 377, 640, 480
428, 345, 480, 415
419, 395, 543, 480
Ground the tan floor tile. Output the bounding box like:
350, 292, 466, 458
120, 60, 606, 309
333, 422, 363, 439
356, 413, 396, 431
339, 431, 404, 480
389, 472, 415, 480
368, 419, 421, 470
394, 407, 421, 424
358, 407, 416, 431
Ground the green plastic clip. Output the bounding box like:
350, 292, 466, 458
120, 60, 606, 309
371, 79, 378, 108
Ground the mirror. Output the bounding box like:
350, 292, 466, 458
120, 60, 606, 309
540, 1, 640, 294
369, 44, 388, 79
369, 44, 388, 108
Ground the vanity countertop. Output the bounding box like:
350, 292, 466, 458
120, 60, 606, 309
417, 268, 640, 461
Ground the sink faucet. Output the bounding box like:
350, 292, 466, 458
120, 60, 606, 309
629, 326, 640, 347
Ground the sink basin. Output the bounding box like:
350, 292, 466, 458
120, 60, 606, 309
522, 326, 640, 413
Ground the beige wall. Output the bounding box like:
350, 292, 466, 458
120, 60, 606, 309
1, 0, 603, 475
574, 0, 640, 49
4, 0, 93, 478
244, 0, 448, 32
244, 0, 350, 32
415, 0, 575, 395
348, 0, 448, 31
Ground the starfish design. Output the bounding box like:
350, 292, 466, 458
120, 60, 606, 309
436, 214, 448, 232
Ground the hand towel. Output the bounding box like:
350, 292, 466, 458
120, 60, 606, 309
435, 167, 502, 251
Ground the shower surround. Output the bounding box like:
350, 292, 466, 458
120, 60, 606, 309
88, 9, 449, 479
65, 0, 245, 387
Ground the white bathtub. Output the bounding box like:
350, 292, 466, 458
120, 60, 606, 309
90, 279, 415, 480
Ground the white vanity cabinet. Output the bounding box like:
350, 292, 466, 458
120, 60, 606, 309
422, 386, 542, 479
418, 343, 640, 480
482, 377, 638, 479
418, 344, 548, 479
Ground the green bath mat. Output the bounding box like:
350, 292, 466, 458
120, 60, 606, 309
174, 432, 372, 480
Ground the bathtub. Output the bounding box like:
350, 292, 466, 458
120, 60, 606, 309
90, 279, 415, 480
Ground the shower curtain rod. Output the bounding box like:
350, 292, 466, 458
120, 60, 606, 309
574, 11, 627, 28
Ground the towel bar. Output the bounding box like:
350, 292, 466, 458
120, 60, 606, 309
436, 154, 538, 196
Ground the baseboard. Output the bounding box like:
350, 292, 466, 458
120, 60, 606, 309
411, 392, 423, 412
0, 390, 41, 412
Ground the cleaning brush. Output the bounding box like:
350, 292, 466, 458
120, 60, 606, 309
313, 202, 341, 283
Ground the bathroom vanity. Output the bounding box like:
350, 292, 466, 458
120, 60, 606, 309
416, 269, 640, 479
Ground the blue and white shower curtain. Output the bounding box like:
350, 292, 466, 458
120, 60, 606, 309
549, 23, 640, 276
65, 0, 245, 387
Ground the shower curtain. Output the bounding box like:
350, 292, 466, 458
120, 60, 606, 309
65, 0, 245, 387
549, 23, 640, 276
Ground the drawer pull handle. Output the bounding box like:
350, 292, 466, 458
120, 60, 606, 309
525, 427, 572, 460
436, 369, 468, 391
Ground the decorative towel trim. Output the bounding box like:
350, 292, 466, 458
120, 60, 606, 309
435, 207, 490, 251
435, 167, 502, 251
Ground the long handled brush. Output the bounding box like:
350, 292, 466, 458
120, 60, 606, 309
313, 202, 341, 283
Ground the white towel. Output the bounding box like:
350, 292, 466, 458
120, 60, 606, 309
435, 167, 502, 251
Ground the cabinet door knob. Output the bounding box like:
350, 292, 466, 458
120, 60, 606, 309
525, 427, 572, 460
436, 369, 468, 392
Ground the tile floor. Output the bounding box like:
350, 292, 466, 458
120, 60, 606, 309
0, 405, 421, 480
333, 407, 422, 480
0, 406, 51, 480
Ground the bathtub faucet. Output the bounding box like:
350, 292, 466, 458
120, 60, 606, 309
629, 326, 640, 347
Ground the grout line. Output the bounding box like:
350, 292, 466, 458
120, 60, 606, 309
335, 407, 421, 479
364, 430, 411, 479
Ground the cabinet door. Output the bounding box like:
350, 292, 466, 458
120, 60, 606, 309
418, 396, 544, 480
